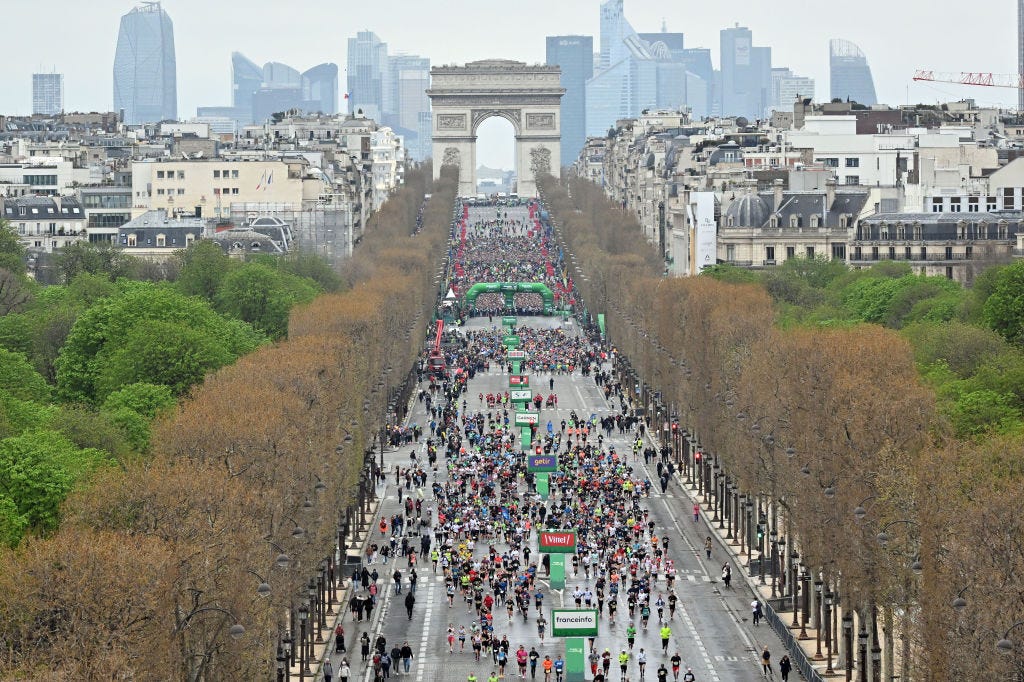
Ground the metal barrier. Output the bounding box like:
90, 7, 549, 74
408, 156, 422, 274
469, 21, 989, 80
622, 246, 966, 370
763, 600, 823, 682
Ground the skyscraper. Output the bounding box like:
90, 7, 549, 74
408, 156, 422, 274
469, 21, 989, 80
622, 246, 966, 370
113, 2, 177, 124
228, 54, 338, 124
347, 31, 388, 120
385, 54, 431, 160
546, 36, 593, 168
1019, 0, 1023, 110
829, 39, 877, 106
32, 73, 63, 115
719, 25, 772, 120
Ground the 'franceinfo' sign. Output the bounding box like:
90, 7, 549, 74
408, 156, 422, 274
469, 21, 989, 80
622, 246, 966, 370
550, 609, 599, 637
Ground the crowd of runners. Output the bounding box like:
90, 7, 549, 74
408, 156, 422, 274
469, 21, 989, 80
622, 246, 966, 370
326, 201, 793, 682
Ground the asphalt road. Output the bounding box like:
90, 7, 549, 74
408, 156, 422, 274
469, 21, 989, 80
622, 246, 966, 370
324, 316, 788, 682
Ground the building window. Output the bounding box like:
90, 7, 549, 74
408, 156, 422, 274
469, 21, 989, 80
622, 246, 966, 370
786, 246, 795, 259
950, 197, 961, 212
946, 266, 954, 279
806, 246, 815, 258
905, 246, 912, 259
932, 202, 942, 213
920, 247, 927, 259
231, 170, 239, 179
232, 188, 239, 195
177, 171, 185, 180
156, 234, 166, 247
177, 189, 185, 195
157, 188, 165, 195
213, 170, 221, 178
831, 243, 846, 260
726, 244, 736, 262
966, 245, 973, 259
880, 223, 889, 240
840, 215, 849, 229
896, 223, 906, 240
999, 220, 1009, 239
821, 158, 839, 168
889, 246, 896, 259
854, 246, 862, 260
872, 246, 879, 260
765, 246, 776, 263
157, 171, 165, 179
913, 222, 922, 240
127, 233, 137, 247
845, 158, 860, 168
957, 221, 966, 240
790, 215, 799, 228
810, 215, 820, 228
769, 216, 778, 228
223, 188, 230, 195
845, 175, 860, 185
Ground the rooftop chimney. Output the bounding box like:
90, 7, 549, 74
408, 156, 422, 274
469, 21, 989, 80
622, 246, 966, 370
825, 178, 837, 208
773, 179, 784, 213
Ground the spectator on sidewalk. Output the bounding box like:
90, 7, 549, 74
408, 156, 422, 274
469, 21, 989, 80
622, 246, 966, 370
323, 658, 334, 682
752, 600, 763, 626
778, 655, 792, 681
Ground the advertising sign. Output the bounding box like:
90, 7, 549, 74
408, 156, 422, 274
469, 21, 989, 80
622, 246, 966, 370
509, 375, 530, 387
508, 350, 527, 359
550, 609, 599, 637
510, 389, 532, 401
515, 412, 539, 426
528, 454, 558, 472
502, 316, 518, 327
539, 530, 577, 553
694, 192, 717, 273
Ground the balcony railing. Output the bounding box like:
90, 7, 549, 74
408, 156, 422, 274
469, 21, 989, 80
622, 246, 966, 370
849, 253, 971, 263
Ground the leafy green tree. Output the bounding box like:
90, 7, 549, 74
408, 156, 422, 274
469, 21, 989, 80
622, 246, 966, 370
95, 319, 236, 398
0, 391, 56, 439
0, 430, 109, 532
55, 242, 140, 283
0, 220, 26, 275
102, 383, 176, 420
104, 406, 152, 453
982, 260, 1024, 343
902, 321, 1007, 377
49, 405, 132, 462
960, 263, 1006, 324
946, 389, 1021, 438
0, 494, 27, 548
276, 252, 343, 293
0, 268, 33, 315
884, 276, 962, 328
701, 264, 762, 285
0, 348, 51, 402
214, 263, 319, 339
55, 282, 266, 402
175, 240, 233, 301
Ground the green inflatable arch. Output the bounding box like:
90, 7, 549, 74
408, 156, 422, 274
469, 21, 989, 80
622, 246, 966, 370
464, 282, 555, 315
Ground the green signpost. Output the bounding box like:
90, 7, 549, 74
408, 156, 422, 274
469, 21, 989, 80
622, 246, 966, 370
503, 335, 521, 348
549, 610, 598, 682
510, 389, 532, 403
502, 316, 518, 327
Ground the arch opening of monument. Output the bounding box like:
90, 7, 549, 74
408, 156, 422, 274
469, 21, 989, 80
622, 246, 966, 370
428, 60, 564, 199
475, 115, 516, 195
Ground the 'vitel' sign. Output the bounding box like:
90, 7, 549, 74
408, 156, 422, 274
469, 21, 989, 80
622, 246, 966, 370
539, 530, 576, 553
509, 375, 530, 387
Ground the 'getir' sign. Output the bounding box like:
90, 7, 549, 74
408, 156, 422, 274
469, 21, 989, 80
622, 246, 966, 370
539, 530, 577, 553
509, 375, 530, 387
527, 454, 558, 472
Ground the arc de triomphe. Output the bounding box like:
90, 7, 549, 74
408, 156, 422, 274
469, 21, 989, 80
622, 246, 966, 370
427, 60, 564, 198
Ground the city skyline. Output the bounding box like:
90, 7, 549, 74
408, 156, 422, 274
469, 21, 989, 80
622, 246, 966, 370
3, 1, 1018, 117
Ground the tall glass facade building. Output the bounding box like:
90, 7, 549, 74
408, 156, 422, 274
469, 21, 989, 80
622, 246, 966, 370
546, 36, 593, 168
829, 39, 877, 106
113, 2, 177, 124
32, 73, 63, 115
347, 31, 388, 120
719, 25, 772, 120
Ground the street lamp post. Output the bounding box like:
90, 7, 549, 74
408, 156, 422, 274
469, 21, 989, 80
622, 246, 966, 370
814, 579, 824, 659
843, 611, 854, 681
824, 591, 835, 673
738, 495, 747, 554
297, 605, 309, 680
790, 553, 801, 628
858, 625, 869, 682
799, 570, 810, 640
770, 529, 779, 598
711, 464, 720, 521
725, 484, 734, 540
778, 536, 787, 596
745, 501, 754, 565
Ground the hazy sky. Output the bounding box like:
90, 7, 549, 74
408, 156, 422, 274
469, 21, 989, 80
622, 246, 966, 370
3, 0, 1020, 169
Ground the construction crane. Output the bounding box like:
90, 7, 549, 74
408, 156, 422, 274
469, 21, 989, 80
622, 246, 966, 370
913, 70, 1024, 90
427, 319, 446, 374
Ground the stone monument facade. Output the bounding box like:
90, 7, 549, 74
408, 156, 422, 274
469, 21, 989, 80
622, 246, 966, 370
427, 60, 564, 198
